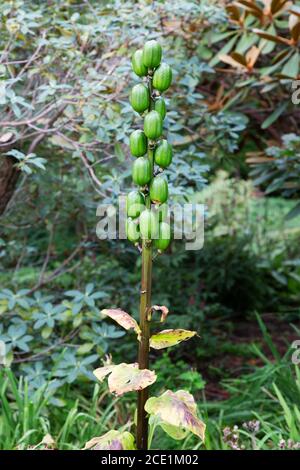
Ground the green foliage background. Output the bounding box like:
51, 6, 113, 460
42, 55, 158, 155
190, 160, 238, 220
0, 0, 300, 450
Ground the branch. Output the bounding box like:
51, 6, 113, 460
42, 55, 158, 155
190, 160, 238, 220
79, 151, 109, 197
27, 237, 87, 295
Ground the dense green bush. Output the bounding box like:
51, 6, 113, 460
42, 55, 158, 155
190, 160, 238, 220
249, 133, 300, 220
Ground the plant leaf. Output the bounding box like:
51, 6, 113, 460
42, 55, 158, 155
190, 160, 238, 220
84, 430, 136, 450
209, 35, 238, 67
246, 46, 260, 67
151, 305, 169, 322
145, 390, 206, 441
281, 51, 299, 78
150, 329, 197, 350
253, 29, 290, 45
272, 0, 290, 14
92, 364, 115, 381
236, 32, 258, 55
101, 308, 141, 337
285, 202, 300, 220
226, 5, 241, 22
231, 52, 248, 67
93, 363, 156, 396
114, 142, 125, 162
261, 102, 287, 129
289, 6, 300, 18
235, 1, 263, 15
219, 54, 247, 70
260, 24, 277, 54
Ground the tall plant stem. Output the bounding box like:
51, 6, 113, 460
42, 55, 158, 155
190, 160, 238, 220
137, 74, 154, 450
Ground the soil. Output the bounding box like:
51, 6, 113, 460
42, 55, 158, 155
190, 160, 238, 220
193, 313, 300, 400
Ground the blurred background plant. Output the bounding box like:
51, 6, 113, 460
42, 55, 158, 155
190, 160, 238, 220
0, 0, 299, 451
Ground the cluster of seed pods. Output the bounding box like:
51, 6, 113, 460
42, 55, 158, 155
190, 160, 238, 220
126, 40, 172, 252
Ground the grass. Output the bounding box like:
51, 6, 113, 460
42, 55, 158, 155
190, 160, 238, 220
0, 371, 125, 450
1, 316, 299, 450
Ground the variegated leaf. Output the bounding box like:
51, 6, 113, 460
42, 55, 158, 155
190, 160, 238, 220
150, 329, 197, 350
145, 390, 205, 441
93, 363, 156, 396
93, 365, 115, 382
84, 430, 136, 450
102, 308, 141, 337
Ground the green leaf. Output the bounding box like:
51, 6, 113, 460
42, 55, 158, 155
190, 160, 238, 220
273, 383, 294, 431
114, 142, 125, 162
84, 430, 136, 450
77, 342, 94, 355
209, 35, 238, 67
281, 51, 299, 78
286, 202, 300, 220
260, 24, 277, 55
265, 176, 286, 194
145, 390, 205, 441
150, 329, 197, 350
260, 50, 292, 76
236, 33, 258, 55
93, 363, 156, 396
73, 313, 83, 328
41, 326, 52, 339
261, 102, 287, 129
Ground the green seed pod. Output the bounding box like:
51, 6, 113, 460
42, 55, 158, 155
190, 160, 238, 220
131, 49, 148, 77
144, 110, 163, 140
129, 130, 147, 157
154, 222, 171, 251
140, 209, 159, 240
132, 157, 152, 186
149, 175, 168, 204
130, 84, 150, 113
142, 40, 162, 68
152, 63, 172, 92
154, 97, 166, 120
126, 218, 140, 244
126, 190, 145, 219
154, 139, 172, 169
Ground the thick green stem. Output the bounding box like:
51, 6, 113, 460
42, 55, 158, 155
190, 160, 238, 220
136, 237, 152, 449
137, 75, 154, 450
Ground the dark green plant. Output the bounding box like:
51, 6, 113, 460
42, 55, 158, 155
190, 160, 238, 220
248, 133, 300, 219
209, 0, 300, 131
